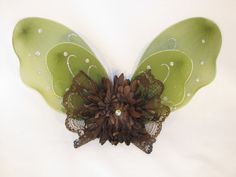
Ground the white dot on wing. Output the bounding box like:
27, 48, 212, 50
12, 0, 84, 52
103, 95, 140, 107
34, 51, 41, 57
169, 62, 174, 66
146, 65, 151, 70
200, 60, 205, 65
37, 28, 43, 34
85, 58, 90, 63
64, 51, 68, 57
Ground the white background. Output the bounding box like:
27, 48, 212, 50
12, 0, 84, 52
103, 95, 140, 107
1, 0, 236, 177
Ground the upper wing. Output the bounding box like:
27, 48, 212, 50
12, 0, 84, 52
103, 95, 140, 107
13, 17, 108, 112
133, 17, 222, 110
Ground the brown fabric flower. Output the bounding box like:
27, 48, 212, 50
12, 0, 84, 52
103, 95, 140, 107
63, 70, 170, 153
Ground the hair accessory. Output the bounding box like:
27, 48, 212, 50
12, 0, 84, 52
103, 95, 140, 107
13, 17, 221, 153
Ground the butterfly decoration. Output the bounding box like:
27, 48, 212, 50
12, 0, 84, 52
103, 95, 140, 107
13, 17, 221, 153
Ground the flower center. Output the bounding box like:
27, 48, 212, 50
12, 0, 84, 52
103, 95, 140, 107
115, 109, 122, 116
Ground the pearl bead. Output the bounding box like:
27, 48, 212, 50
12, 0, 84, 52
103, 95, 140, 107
115, 109, 122, 116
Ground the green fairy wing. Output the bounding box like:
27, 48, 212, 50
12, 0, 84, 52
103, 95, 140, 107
133, 17, 222, 110
13, 17, 108, 112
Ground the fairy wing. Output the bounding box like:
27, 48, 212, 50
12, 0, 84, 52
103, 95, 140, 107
131, 18, 221, 153
133, 17, 222, 110
13, 17, 108, 112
